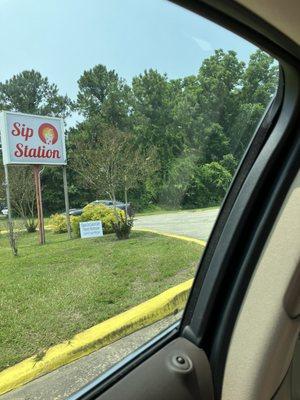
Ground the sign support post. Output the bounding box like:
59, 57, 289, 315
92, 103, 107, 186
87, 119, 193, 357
33, 165, 45, 245
4, 164, 17, 255
62, 166, 71, 239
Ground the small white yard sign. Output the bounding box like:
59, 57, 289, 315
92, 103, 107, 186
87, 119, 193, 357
79, 221, 103, 239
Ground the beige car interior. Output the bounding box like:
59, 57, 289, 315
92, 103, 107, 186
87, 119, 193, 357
219, 4, 300, 399
222, 165, 300, 399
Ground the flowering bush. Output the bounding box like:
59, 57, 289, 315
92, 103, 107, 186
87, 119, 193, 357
72, 204, 124, 237
49, 213, 67, 234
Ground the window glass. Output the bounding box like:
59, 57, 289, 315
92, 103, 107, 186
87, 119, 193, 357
0, 0, 278, 398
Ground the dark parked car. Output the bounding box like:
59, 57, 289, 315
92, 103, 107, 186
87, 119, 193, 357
91, 200, 134, 217
63, 208, 83, 216
65, 202, 134, 217
68, 208, 83, 216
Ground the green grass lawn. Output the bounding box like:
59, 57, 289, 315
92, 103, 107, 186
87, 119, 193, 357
0, 216, 50, 233
0, 216, 24, 232
0, 230, 203, 371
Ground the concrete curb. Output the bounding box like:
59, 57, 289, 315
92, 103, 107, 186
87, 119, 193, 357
0, 279, 195, 395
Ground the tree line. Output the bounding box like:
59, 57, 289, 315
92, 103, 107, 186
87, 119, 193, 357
0, 49, 278, 224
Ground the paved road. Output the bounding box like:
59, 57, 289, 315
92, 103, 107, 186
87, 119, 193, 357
134, 208, 219, 241
1, 314, 181, 400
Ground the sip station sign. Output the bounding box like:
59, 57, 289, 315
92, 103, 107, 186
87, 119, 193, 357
0, 111, 66, 165
0, 111, 71, 248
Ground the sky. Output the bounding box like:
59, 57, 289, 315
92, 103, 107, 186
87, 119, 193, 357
0, 0, 257, 126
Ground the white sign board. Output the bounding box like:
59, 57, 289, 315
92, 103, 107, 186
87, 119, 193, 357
0, 111, 66, 165
80, 221, 103, 239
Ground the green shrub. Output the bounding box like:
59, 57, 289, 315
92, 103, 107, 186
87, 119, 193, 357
49, 213, 67, 234
71, 216, 81, 237
72, 204, 123, 237
113, 214, 134, 240
184, 161, 232, 208
24, 218, 37, 233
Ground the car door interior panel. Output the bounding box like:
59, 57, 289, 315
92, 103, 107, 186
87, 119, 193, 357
94, 338, 214, 400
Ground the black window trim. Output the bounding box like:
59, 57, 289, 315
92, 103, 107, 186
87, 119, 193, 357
173, 2, 300, 398
181, 62, 300, 398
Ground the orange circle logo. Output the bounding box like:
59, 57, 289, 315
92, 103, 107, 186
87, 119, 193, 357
38, 123, 58, 145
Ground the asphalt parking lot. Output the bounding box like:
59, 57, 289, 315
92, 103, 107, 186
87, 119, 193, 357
134, 208, 220, 241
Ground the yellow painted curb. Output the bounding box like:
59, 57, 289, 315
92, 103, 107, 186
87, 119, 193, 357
0, 279, 194, 395
133, 228, 207, 247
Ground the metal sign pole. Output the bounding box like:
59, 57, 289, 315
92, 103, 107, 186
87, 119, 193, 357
63, 165, 71, 239
33, 165, 45, 244
4, 164, 17, 255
